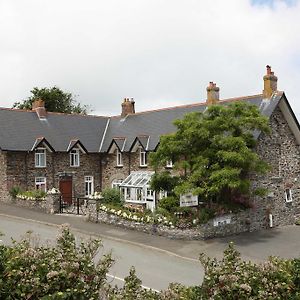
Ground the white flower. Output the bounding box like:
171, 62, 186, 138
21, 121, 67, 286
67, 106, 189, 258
47, 187, 60, 195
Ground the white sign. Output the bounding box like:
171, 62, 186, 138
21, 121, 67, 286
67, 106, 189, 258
213, 216, 232, 227
180, 193, 198, 207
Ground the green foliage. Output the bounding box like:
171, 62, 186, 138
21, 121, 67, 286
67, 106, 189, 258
13, 86, 89, 114
150, 102, 271, 204
158, 196, 180, 213
9, 186, 23, 198
0, 225, 113, 299
1, 229, 300, 299
199, 242, 300, 299
150, 172, 179, 194
17, 189, 47, 200
102, 188, 123, 206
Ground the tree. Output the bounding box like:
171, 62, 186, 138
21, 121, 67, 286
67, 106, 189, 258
13, 86, 89, 114
149, 101, 271, 205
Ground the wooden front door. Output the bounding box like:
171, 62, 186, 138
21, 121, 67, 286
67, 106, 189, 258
59, 177, 73, 204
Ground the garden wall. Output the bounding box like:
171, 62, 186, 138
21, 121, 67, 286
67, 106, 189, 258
1, 194, 61, 214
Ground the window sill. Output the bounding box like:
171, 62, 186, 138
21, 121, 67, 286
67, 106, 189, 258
115, 165, 124, 168
139, 165, 148, 168
165, 166, 173, 169
70, 165, 80, 168
35, 166, 46, 168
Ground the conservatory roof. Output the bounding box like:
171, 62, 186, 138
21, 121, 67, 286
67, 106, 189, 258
120, 171, 154, 188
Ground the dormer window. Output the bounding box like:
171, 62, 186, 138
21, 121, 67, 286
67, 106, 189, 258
116, 149, 123, 167
35, 148, 46, 167
139, 148, 147, 167
166, 160, 173, 168
70, 149, 80, 167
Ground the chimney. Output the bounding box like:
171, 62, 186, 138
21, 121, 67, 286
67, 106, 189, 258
32, 98, 47, 119
121, 97, 135, 117
263, 65, 278, 98
206, 82, 220, 105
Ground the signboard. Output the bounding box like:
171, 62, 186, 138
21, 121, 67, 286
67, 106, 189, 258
180, 193, 198, 207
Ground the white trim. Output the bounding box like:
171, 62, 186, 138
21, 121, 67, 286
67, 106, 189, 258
146, 136, 150, 151
70, 148, 80, 167
99, 118, 110, 152
35, 176, 47, 192
285, 188, 293, 203
116, 149, 123, 167
35, 148, 46, 168
278, 99, 300, 145
84, 176, 94, 197
139, 147, 147, 167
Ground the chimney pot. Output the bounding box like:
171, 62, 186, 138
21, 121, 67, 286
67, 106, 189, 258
121, 97, 135, 117
206, 82, 220, 105
263, 65, 278, 98
32, 98, 47, 119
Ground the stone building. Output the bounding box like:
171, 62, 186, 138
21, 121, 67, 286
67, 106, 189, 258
0, 66, 300, 229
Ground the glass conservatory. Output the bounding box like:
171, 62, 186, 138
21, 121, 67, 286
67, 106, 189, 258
119, 171, 156, 211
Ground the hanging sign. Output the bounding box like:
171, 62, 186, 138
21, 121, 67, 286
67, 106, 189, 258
180, 193, 198, 207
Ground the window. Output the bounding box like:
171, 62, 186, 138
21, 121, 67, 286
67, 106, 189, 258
116, 149, 123, 167
35, 148, 46, 167
285, 189, 293, 203
112, 179, 123, 189
85, 176, 94, 197
166, 160, 173, 168
35, 177, 46, 192
70, 149, 80, 167
139, 148, 147, 167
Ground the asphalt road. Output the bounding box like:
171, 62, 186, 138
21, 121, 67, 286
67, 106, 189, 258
1, 203, 300, 291
0, 214, 203, 291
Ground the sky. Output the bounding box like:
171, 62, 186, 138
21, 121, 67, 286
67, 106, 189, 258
0, 0, 300, 117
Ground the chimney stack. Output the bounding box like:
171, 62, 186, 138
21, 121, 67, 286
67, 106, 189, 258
121, 97, 135, 117
263, 65, 278, 98
206, 82, 220, 105
32, 98, 47, 119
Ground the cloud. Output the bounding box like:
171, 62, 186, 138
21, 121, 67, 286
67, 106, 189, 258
0, 0, 300, 118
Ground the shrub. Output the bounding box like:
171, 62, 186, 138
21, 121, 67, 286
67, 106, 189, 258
158, 196, 180, 213
102, 188, 122, 206
9, 186, 23, 198
0, 224, 113, 299
17, 189, 47, 200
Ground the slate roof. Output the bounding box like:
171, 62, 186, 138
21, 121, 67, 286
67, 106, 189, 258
0, 109, 108, 152
0, 92, 284, 153
100, 92, 284, 152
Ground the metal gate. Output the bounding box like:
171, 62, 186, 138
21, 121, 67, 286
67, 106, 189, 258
59, 196, 89, 215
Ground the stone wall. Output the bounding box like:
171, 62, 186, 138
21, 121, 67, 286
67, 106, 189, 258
5, 151, 101, 197
2, 194, 61, 214
87, 201, 203, 239
249, 106, 300, 229
0, 151, 8, 201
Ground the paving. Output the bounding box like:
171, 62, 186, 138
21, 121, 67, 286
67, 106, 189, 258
1, 203, 300, 262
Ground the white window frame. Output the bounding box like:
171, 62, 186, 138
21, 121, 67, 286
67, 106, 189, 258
70, 148, 80, 167
166, 160, 173, 168
35, 177, 47, 192
116, 149, 123, 167
85, 176, 94, 197
112, 179, 123, 189
35, 148, 46, 168
285, 189, 293, 203
139, 148, 147, 167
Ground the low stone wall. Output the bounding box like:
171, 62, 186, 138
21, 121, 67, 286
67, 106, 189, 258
86, 201, 271, 240
87, 201, 203, 240
1, 194, 61, 214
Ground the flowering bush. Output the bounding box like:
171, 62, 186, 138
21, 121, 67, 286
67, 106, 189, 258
89, 191, 103, 200
47, 187, 60, 195
0, 224, 113, 299
199, 242, 300, 299
97, 204, 174, 227
16, 190, 47, 201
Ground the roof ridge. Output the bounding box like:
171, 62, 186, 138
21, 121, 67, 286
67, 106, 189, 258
110, 93, 265, 118
0, 107, 109, 119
